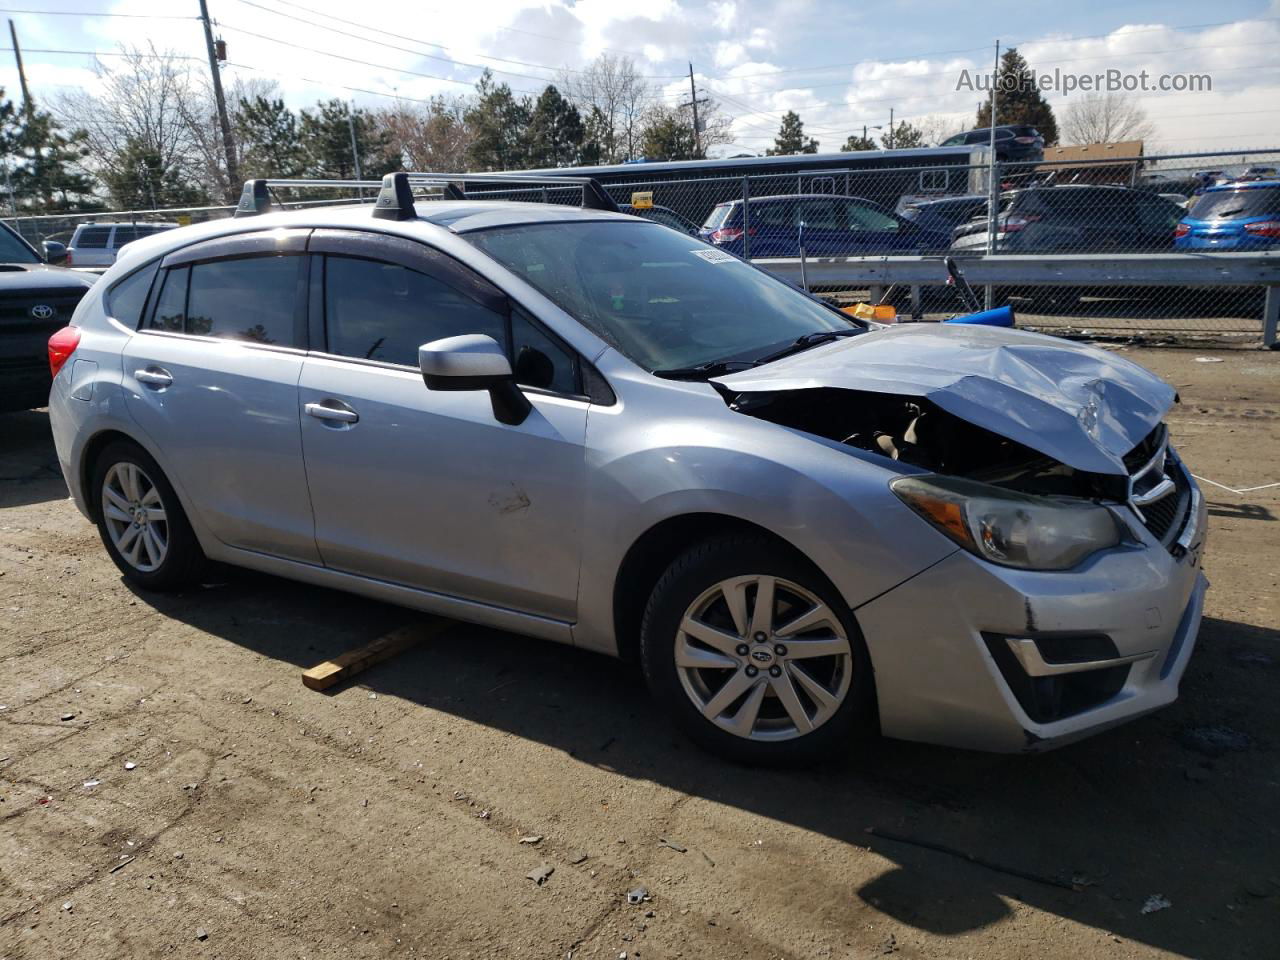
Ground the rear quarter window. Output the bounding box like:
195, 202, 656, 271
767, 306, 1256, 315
702, 204, 732, 229
74, 226, 112, 249
107, 262, 160, 328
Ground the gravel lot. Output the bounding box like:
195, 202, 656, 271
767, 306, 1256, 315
2, 346, 1277, 960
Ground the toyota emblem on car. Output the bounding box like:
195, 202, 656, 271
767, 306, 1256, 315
30, 304, 55, 320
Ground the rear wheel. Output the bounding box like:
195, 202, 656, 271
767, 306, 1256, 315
641, 535, 875, 765
92, 441, 205, 590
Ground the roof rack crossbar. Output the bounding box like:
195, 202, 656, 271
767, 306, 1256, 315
234, 178, 384, 218
371, 171, 620, 220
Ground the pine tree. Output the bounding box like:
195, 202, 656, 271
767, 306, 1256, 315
881, 121, 925, 149
0, 91, 98, 212
98, 138, 207, 209
975, 48, 1058, 145
236, 96, 306, 180
766, 111, 818, 156
465, 71, 532, 171
300, 100, 398, 180
841, 133, 877, 151
639, 107, 697, 161
525, 86, 585, 168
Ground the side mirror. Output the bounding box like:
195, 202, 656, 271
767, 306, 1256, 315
418, 334, 531, 426
43, 240, 68, 264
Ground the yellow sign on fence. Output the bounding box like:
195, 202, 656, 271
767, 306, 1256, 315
630, 191, 654, 209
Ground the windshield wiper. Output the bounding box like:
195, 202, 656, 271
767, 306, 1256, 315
751, 328, 863, 367
652, 358, 758, 381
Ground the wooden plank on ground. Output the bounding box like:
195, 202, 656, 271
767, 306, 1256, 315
302, 620, 449, 691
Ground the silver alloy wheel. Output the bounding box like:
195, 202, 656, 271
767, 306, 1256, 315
101, 462, 169, 573
674, 575, 853, 741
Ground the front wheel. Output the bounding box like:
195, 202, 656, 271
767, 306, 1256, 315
640, 536, 875, 765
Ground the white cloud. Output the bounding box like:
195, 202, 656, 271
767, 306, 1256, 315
714, 41, 746, 68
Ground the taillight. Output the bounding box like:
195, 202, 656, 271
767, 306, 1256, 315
1001, 214, 1040, 234
710, 226, 742, 243
1243, 220, 1280, 237
65, 249, 73, 266
1013, 136, 1039, 144
1174, 223, 1191, 238
48, 326, 81, 378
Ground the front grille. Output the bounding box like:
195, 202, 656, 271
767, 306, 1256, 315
1123, 423, 1192, 553
0, 288, 89, 330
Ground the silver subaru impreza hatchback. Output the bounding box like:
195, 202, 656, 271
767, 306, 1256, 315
47, 174, 1207, 764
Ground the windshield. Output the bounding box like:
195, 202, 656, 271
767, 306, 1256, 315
466, 220, 855, 372
0, 225, 39, 264
1189, 187, 1280, 220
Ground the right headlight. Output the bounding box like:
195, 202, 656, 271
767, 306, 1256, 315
891, 474, 1122, 571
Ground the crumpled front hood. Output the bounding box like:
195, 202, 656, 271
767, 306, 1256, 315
714, 323, 1176, 476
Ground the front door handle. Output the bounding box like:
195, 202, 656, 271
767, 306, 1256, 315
305, 401, 359, 424
135, 367, 173, 388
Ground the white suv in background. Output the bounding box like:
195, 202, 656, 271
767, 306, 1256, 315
66, 222, 179, 268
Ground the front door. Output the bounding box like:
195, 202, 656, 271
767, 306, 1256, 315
297, 233, 587, 621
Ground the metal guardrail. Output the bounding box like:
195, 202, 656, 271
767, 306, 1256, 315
753, 253, 1280, 347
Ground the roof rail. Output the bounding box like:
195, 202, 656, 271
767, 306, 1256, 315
370, 172, 620, 221
233, 172, 621, 220
234, 178, 383, 217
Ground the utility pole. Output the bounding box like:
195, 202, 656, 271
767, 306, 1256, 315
198, 0, 239, 199
682, 63, 709, 159
348, 106, 363, 197
888, 108, 894, 149
8, 20, 32, 118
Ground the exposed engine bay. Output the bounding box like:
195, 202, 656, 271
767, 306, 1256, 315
724, 387, 1129, 501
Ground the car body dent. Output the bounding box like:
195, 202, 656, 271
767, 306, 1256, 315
713, 323, 1176, 476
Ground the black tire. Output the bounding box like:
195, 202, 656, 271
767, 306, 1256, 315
90, 440, 206, 591
640, 534, 876, 766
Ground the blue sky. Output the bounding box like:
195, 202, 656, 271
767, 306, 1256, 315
7, 0, 1280, 156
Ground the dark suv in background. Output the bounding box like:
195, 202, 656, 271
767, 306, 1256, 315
950, 185, 1185, 253
0, 222, 96, 412
700, 194, 951, 257
940, 125, 1045, 163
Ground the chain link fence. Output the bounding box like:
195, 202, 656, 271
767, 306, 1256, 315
7, 148, 1278, 344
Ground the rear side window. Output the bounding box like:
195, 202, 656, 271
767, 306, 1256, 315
75, 226, 112, 249
112, 226, 141, 247
323, 256, 506, 366
702, 203, 732, 230
108, 261, 160, 327
149, 266, 188, 332
1189, 187, 1280, 220
843, 200, 899, 232
185, 256, 301, 345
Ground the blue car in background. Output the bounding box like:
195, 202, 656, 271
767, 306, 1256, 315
700, 194, 951, 258
1176, 180, 1280, 250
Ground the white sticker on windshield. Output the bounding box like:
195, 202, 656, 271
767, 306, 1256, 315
692, 248, 736, 264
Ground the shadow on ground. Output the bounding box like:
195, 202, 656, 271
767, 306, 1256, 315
132, 568, 1280, 959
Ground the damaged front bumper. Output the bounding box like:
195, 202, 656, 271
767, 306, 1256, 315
855, 463, 1208, 753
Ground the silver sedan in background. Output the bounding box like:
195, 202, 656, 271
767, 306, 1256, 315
47, 194, 1206, 764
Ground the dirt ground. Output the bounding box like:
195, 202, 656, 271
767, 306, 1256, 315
1, 346, 1277, 960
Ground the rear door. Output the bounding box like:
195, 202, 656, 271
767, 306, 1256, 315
121, 230, 320, 563
297, 230, 587, 621
747, 199, 801, 256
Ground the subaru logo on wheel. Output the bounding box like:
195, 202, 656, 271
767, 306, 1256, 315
750, 649, 772, 663
30, 304, 55, 320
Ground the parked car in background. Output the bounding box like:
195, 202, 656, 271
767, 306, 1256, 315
898, 194, 989, 237
66, 222, 179, 268
45, 182, 1207, 763
1175, 180, 1280, 251
1238, 166, 1278, 182
700, 194, 951, 258
619, 202, 699, 234
939, 125, 1045, 163
951, 185, 1185, 253
0, 222, 96, 412
1158, 192, 1189, 208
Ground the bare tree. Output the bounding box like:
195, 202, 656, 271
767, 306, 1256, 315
372, 96, 474, 172
183, 74, 280, 201
1061, 92, 1155, 146
559, 54, 650, 164
915, 113, 966, 146
52, 43, 210, 206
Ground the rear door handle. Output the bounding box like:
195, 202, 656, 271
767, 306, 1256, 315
135, 367, 173, 388
305, 401, 359, 424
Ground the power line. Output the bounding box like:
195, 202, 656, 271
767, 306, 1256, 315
0, 7, 198, 17
230, 0, 685, 81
